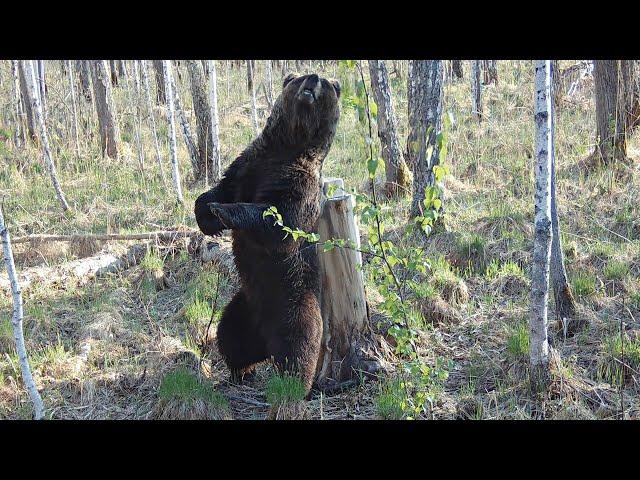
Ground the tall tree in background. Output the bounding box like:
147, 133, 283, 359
1, 206, 45, 420
162, 60, 184, 204
36, 60, 47, 120
91, 60, 120, 159
153, 60, 166, 104
407, 60, 444, 219
452, 60, 464, 79
471, 60, 482, 120
482, 60, 498, 85
141, 61, 166, 186
589, 60, 635, 166
17, 61, 37, 142
10, 60, 25, 148
551, 60, 563, 109
75, 60, 93, 102
530, 60, 553, 393
21, 60, 71, 212
247, 60, 259, 135
109, 60, 119, 86
368, 59, 410, 197
207, 60, 222, 183
66, 60, 80, 156
185, 60, 215, 182
264, 60, 274, 111
172, 74, 199, 173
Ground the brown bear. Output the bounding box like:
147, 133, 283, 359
194, 72, 341, 395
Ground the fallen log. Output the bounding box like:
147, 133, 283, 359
11, 229, 198, 244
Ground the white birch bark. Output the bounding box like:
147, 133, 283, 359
36, 60, 47, 120
530, 60, 553, 392
66, 60, 80, 156
21, 60, 71, 212
162, 60, 184, 204
142, 60, 167, 186
207, 60, 222, 182
172, 77, 199, 173
11, 60, 24, 148
471, 60, 482, 120
247, 60, 259, 136
0, 207, 45, 419
264, 60, 274, 111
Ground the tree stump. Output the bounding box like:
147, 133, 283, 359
314, 177, 388, 389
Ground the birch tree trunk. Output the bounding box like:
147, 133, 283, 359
0, 207, 45, 420
75, 60, 93, 102
549, 81, 577, 334
36, 60, 47, 120
368, 60, 410, 197
471, 60, 482, 120
591, 60, 634, 165
21, 60, 71, 212
530, 60, 553, 393
163, 60, 184, 204
153, 60, 166, 104
90, 60, 120, 159
17, 61, 37, 142
185, 60, 214, 181
452, 60, 464, 79
407, 60, 444, 219
66, 60, 80, 156
207, 60, 222, 183
142, 60, 167, 186
247, 60, 259, 136
264, 60, 274, 111
172, 78, 199, 174
11, 60, 25, 148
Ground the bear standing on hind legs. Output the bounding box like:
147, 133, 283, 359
194, 73, 341, 396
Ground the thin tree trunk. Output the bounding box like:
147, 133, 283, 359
0, 206, 45, 420
172, 77, 199, 174
17, 61, 37, 142
264, 60, 274, 111
109, 60, 119, 86
551, 60, 563, 109
66, 60, 80, 157
90, 60, 120, 159
142, 61, 167, 186
153, 60, 167, 104
21, 60, 71, 212
185, 60, 214, 181
11, 60, 25, 148
36, 60, 47, 120
471, 60, 482, 120
75, 60, 93, 102
549, 80, 577, 333
407, 60, 444, 219
247, 60, 259, 135
530, 60, 553, 394
162, 60, 184, 204
482, 60, 498, 85
452, 60, 463, 79
368, 60, 410, 197
591, 60, 634, 165
207, 60, 222, 183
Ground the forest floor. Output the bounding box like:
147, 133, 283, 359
1, 61, 640, 419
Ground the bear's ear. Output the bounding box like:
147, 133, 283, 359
329, 79, 341, 99
283, 72, 299, 88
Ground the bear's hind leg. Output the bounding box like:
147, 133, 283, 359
216, 291, 267, 383
269, 292, 322, 397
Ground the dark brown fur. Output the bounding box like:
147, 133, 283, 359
194, 73, 341, 394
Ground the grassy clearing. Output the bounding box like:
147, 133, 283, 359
2, 60, 640, 419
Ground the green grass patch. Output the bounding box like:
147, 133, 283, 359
265, 373, 306, 405
603, 260, 629, 281
597, 334, 640, 387
141, 249, 164, 272
376, 377, 406, 420
158, 368, 228, 408
506, 321, 529, 363
571, 270, 597, 297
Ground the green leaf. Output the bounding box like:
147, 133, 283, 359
367, 156, 379, 178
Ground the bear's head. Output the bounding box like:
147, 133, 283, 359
274, 72, 341, 149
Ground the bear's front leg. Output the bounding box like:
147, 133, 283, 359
207, 202, 273, 233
